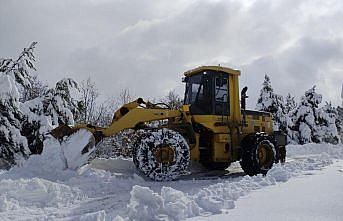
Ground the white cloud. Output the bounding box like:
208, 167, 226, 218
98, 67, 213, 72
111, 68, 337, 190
0, 0, 342, 107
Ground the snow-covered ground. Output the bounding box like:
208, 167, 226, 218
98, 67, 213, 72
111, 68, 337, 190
189, 160, 343, 221
0, 141, 342, 221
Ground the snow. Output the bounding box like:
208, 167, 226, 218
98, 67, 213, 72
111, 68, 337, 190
0, 74, 19, 103
190, 160, 343, 221
62, 129, 96, 170
0, 142, 342, 220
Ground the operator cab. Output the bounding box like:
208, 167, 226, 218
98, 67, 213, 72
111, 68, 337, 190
183, 67, 230, 116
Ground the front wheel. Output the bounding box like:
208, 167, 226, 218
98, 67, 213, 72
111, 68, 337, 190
133, 128, 190, 181
240, 133, 276, 176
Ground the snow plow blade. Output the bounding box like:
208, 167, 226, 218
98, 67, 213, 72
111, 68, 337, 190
49, 125, 102, 170
61, 129, 97, 170
50, 124, 78, 140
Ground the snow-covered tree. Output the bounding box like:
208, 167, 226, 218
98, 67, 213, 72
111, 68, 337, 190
0, 74, 30, 168
0, 43, 38, 168
336, 85, 343, 143
288, 86, 339, 144
256, 75, 276, 112
44, 78, 81, 125
317, 102, 340, 144
0, 43, 82, 163
20, 78, 81, 154
337, 107, 343, 143
0, 42, 37, 91
338, 83, 343, 143
20, 74, 48, 102
284, 93, 297, 114
256, 75, 288, 132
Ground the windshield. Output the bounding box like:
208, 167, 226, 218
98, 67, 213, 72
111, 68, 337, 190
184, 71, 229, 115
214, 76, 229, 115
184, 74, 202, 104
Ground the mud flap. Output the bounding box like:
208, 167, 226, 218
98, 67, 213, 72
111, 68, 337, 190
273, 131, 287, 163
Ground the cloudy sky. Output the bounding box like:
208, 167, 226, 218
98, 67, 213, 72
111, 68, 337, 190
1, 0, 342, 108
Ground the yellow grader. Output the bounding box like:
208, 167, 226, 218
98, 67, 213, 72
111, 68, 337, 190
51, 66, 286, 181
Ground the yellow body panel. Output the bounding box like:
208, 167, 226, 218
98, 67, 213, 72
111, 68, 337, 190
184, 66, 240, 77
103, 108, 181, 137
243, 114, 273, 134
72, 103, 182, 137
190, 133, 200, 161
212, 134, 231, 162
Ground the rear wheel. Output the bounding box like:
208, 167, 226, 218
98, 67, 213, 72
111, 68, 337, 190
240, 133, 276, 176
133, 128, 190, 181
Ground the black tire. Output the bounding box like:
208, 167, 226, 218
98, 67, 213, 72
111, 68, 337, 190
133, 128, 190, 181
240, 133, 276, 176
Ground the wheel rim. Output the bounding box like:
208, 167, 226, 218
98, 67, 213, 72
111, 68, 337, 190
153, 146, 175, 164
257, 142, 274, 169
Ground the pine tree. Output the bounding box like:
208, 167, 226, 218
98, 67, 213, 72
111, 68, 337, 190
0, 43, 37, 168
339, 83, 343, 143
256, 74, 288, 132
284, 93, 297, 114
20, 78, 81, 154
256, 75, 276, 113
317, 102, 340, 144
1, 43, 82, 161
44, 78, 81, 125
288, 86, 339, 144
337, 106, 343, 143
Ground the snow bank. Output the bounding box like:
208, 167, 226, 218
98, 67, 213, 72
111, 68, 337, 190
127, 185, 164, 220
125, 143, 343, 220
0, 74, 19, 103
0, 178, 84, 212
287, 143, 343, 158
3, 138, 71, 181
127, 185, 200, 221
62, 210, 106, 221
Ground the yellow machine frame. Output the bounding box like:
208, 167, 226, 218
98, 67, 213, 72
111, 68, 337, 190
55, 66, 274, 166
51, 65, 288, 181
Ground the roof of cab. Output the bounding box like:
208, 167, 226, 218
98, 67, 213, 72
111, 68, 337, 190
183, 66, 241, 77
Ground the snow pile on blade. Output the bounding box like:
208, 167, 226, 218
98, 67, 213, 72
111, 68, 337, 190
2, 129, 96, 181
62, 129, 96, 170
